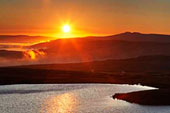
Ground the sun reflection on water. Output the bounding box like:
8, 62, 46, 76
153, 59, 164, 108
41, 93, 78, 113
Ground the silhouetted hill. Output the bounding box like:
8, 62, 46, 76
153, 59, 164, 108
29, 37, 170, 63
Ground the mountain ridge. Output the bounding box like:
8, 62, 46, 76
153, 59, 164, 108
2, 32, 170, 44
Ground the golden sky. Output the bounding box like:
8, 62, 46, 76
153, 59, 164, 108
0, 0, 170, 37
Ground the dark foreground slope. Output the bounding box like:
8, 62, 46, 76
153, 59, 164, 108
0, 55, 170, 88
22, 55, 170, 73
1, 66, 170, 88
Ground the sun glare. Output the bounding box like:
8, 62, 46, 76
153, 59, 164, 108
63, 25, 71, 33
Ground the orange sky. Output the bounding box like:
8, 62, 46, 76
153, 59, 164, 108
0, 0, 170, 37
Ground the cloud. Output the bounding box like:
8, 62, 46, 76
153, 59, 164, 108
23, 50, 46, 60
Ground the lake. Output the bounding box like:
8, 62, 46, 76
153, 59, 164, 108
0, 84, 169, 113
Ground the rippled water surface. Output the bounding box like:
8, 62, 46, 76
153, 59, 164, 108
0, 84, 169, 113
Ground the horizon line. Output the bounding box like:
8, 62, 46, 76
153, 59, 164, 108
1, 31, 170, 38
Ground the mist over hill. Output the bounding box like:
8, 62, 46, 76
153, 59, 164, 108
1, 32, 170, 66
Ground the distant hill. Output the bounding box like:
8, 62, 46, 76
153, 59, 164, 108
107, 32, 170, 42
0, 35, 53, 44
1, 32, 170, 44
77, 32, 170, 42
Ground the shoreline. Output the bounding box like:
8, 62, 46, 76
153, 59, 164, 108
1, 66, 170, 106
113, 89, 170, 106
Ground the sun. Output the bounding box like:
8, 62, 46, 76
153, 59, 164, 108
62, 25, 71, 33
